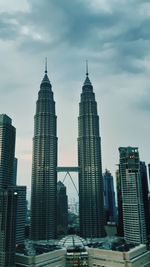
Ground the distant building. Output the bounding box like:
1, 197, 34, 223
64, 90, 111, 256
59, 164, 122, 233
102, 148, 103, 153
140, 162, 150, 238
116, 169, 124, 237
57, 181, 68, 235
119, 147, 147, 244
31, 65, 57, 240
103, 169, 116, 223
78, 68, 105, 238
0, 188, 18, 267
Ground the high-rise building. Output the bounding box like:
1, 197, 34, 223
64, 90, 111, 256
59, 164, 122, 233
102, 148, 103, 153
57, 181, 68, 235
15, 186, 27, 244
119, 147, 147, 244
103, 169, 116, 223
0, 188, 18, 267
116, 169, 124, 237
13, 157, 18, 185
0, 114, 17, 267
0, 114, 16, 188
31, 64, 57, 240
78, 67, 105, 238
140, 162, 150, 238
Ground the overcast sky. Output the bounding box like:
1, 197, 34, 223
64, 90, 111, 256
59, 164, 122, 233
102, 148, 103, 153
0, 0, 150, 197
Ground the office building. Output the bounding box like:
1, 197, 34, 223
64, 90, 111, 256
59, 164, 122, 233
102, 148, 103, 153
78, 67, 105, 238
119, 147, 147, 244
103, 169, 116, 223
116, 169, 124, 237
15, 186, 26, 244
0, 114, 16, 187
0, 114, 18, 267
57, 181, 68, 235
140, 162, 150, 238
31, 64, 57, 240
0, 188, 18, 267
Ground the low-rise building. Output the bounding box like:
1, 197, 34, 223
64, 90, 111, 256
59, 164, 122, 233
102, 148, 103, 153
88, 244, 150, 267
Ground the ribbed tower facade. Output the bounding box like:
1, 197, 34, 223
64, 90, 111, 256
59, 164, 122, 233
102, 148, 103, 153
78, 69, 105, 238
31, 65, 57, 240
119, 147, 147, 244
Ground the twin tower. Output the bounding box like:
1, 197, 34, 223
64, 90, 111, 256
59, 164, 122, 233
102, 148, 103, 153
31, 64, 105, 240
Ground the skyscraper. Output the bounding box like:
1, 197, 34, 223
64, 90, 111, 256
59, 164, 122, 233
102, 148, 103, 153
116, 169, 124, 237
31, 63, 57, 240
0, 114, 16, 188
15, 186, 27, 244
78, 67, 105, 238
140, 162, 150, 238
103, 169, 116, 223
119, 147, 147, 244
0, 188, 17, 267
0, 114, 17, 267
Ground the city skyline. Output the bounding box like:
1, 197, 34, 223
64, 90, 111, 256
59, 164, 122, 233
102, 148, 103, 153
0, 0, 150, 192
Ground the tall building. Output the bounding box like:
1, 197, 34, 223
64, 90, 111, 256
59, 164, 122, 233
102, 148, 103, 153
57, 181, 68, 235
0, 188, 18, 267
31, 63, 57, 240
116, 169, 124, 237
119, 147, 147, 244
103, 169, 116, 223
0, 114, 16, 188
78, 67, 105, 238
140, 162, 150, 238
15, 186, 27, 244
13, 157, 18, 185
0, 114, 17, 267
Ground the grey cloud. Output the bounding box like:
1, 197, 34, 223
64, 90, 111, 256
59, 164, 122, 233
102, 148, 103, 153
0, 13, 19, 40
1, 0, 150, 75
136, 91, 150, 112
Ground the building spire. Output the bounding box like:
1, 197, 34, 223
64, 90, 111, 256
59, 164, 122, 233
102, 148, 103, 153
84, 60, 92, 86
86, 60, 88, 76
45, 57, 47, 74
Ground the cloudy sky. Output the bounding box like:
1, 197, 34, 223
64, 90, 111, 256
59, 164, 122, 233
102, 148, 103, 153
0, 0, 150, 197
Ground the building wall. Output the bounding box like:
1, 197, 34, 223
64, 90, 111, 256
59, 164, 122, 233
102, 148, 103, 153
88, 245, 150, 267
16, 249, 66, 267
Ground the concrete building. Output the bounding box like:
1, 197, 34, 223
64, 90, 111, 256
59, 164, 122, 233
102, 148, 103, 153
78, 67, 105, 238
88, 244, 150, 267
31, 63, 57, 240
119, 147, 147, 244
16, 246, 66, 267
15, 236, 150, 267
